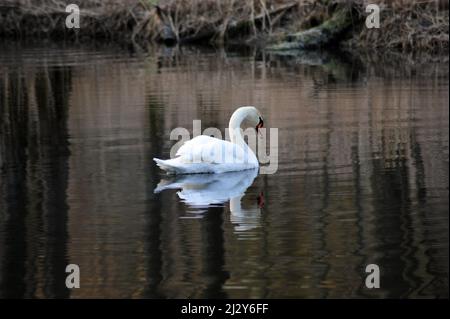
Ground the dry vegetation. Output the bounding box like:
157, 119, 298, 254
0, 0, 154, 41
352, 0, 449, 52
0, 0, 448, 53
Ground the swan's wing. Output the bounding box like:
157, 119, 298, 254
176, 135, 250, 164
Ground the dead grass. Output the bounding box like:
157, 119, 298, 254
0, 0, 154, 42
351, 0, 449, 53
0, 0, 448, 53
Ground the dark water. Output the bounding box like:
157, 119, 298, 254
0, 43, 448, 298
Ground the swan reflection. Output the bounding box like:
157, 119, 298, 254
154, 168, 262, 234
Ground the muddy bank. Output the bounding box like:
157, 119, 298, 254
0, 0, 448, 55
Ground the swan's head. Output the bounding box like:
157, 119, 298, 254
232, 106, 264, 134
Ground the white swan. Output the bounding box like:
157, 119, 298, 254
153, 106, 264, 174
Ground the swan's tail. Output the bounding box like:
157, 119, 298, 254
153, 158, 182, 174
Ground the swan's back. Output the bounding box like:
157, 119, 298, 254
154, 135, 258, 174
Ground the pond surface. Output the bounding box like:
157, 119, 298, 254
0, 42, 448, 298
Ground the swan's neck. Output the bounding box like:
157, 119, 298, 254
228, 107, 258, 164
228, 108, 248, 146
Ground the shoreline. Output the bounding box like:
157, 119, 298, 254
0, 1, 448, 60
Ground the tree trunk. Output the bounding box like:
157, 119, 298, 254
268, 5, 354, 51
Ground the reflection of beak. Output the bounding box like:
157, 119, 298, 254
256, 117, 264, 136
257, 191, 265, 208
